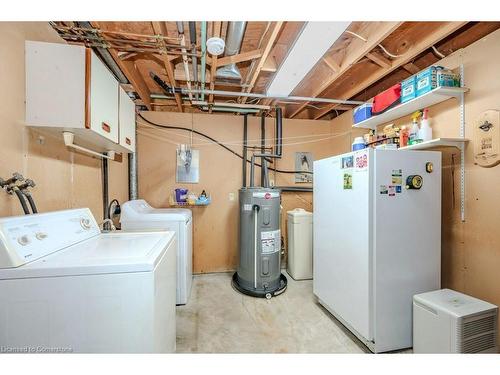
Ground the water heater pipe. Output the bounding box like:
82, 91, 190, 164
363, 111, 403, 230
275, 107, 282, 157
261, 114, 266, 185
242, 115, 248, 187
250, 153, 280, 188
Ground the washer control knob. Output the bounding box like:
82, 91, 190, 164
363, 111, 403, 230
17, 235, 31, 246
80, 218, 92, 230
35, 232, 48, 240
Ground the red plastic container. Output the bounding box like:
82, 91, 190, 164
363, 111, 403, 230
372, 83, 402, 115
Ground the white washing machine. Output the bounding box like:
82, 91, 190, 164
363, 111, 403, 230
0, 208, 177, 353
120, 199, 193, 305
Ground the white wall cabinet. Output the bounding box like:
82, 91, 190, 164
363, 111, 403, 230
89, 51, 119, 143
26, 41, 135, 156
119, 87, 136, 152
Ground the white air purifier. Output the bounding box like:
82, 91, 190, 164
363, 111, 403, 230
413, 289, 498, 353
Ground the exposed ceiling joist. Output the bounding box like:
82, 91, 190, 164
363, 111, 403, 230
107, 48, 152, 110
239, 21, 284, 104
322, 55, 341, 72
309, 21, 468, 119
366, 51, 392, 69
261, 55, 278, 73
151, 21, 183, 112
402, 62, 421, 74
286, 22, 402, 118
216, 49, 262, 67
54, 22, 498, 117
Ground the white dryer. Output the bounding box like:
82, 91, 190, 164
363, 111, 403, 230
0, 208, 177, 353
120, 199, 193, 305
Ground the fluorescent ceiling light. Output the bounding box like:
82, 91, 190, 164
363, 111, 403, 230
266, 22, 350, 97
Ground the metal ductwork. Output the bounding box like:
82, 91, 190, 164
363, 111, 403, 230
77, 22, 128, 84
216, 22, 247, 80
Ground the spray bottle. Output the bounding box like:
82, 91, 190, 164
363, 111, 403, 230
409, 110, 422, 145
418, 108, 432, 142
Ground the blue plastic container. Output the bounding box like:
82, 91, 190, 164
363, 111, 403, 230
416, 66, 438, 97
401, 76, 416, 103
353, 103, 373, 124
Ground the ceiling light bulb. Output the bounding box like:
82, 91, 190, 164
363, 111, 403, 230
206, 37, 225, 56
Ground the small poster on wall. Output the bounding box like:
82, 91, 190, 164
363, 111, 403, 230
295, 152, 313, 183
176, 146, 200, 183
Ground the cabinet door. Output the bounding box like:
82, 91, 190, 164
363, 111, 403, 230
26, 41, 86, 128
89, 50, 119, 143
118, 87, 136, 152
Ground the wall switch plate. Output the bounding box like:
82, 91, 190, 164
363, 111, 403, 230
229, 192, 235, 201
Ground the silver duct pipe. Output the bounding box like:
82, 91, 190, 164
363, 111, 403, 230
128, 151, 138, 200
176, 22, 184, 34
216, 22, 247, 80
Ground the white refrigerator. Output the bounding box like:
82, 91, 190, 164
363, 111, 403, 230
313, 148, 441, 353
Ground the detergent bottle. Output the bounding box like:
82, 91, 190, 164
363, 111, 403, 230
418, 108, 432, 142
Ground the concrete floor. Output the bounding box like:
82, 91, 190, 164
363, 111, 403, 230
176, 272, 369, 353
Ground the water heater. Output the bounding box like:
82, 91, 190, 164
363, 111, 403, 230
232, 187, 287, 298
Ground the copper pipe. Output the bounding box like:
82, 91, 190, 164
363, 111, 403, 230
52, 24, 181, 41
59, 33, 191, 51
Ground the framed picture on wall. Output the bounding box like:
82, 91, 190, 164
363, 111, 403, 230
295, 152, 313, 183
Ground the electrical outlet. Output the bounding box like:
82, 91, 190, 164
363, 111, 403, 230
229, 192, 235, 201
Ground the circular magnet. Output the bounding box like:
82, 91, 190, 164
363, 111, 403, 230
426, 162, 434, 173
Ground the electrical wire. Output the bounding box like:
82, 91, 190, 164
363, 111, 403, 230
137, 113, 312, 175
432, 45, 446, 59
345, 30, 405, 58
377, 43, 405, 59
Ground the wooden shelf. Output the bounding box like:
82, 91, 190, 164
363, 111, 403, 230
399, 137, 469, 150
353, 86, 469, 130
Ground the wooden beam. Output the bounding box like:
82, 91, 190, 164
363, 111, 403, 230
287, 22, 402, 118
151, 21, 183, 112
92, 22, 153, 110
107, 49, 152, 110
261, 55, 278, 73
216, 49, 263, 67
208, 21, 222, 109
402, 62, 420, 74
240, 21, 283, 104
119, 51, 176, 65
322, 55, 341, 72
366, 51, 392, 69
174, 66, 211, 82
309, 21, 468, 119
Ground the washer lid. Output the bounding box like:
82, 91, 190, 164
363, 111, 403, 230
0, 231, 175, 280
121, 199, 192, 222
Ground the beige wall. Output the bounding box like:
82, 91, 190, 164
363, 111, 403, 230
329, 30, 500, 323
137, 111, 340, 273
0, 22, 129, 220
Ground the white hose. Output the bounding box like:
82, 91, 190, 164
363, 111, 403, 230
344, 30, 405, 58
